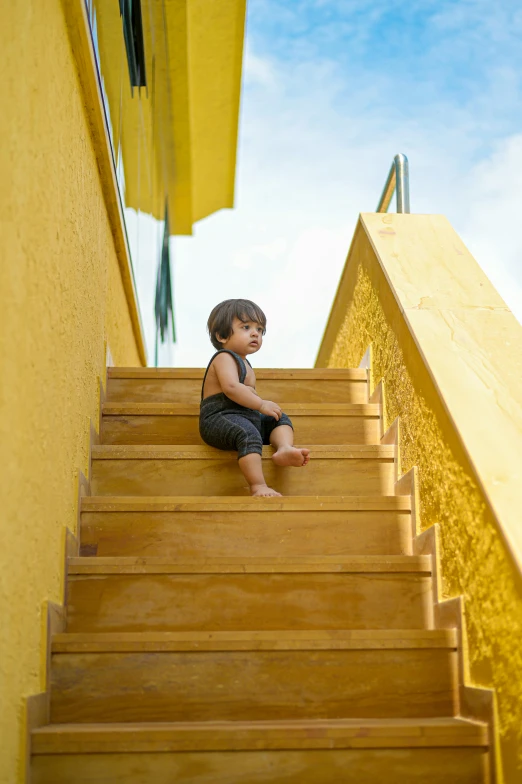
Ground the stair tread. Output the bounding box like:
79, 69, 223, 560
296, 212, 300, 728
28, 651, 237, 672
32, 717, 488, 753
91, 444, 394, 459
108, 368, 367, 380
81, 494, 411, 511
52, 629, 457, 652
68, 555, 431, 574
102, 402, 380, 416
33, 716, 485, 733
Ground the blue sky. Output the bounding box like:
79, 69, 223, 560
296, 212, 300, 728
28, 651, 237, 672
130, 0, 522, 367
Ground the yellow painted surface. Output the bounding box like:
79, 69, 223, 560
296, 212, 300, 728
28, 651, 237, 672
0, 2, 142, 782
317, 215, 522, 780
94, 0, 246, 233
187, 0, 246, 222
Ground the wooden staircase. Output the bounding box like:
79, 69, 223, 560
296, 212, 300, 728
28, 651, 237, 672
31, 367, 490, 783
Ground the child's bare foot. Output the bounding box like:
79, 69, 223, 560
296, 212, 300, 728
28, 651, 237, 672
250, 483, 282, 497
272, 446, 310, 467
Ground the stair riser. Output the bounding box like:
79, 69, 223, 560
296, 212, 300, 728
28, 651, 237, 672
66, 573, 433, 633
31, 748, 488, 784
90, 457, 395, 497
106, 378, 369, 405
50, 649, 458, 723
80, 510, 413, 557
101, 414, 381, 446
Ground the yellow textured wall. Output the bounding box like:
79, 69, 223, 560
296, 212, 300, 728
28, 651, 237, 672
0, 2, 141, 782
322, 220, 522, 781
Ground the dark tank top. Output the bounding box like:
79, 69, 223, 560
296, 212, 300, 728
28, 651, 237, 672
200, 349, 259, 422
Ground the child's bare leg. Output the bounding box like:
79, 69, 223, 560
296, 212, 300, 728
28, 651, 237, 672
238, 453, 282, 497
270, 425, 310, 467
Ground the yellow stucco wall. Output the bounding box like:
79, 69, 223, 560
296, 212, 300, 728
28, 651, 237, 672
318, 217, 522, 781
0, 2, 142, 782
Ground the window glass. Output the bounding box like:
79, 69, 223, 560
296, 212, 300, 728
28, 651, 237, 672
84, 0, 175, 364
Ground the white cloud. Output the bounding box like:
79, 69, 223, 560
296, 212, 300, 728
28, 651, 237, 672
458, 135, 522, 323
232, 238, 288, 270
243, 47, 277, 88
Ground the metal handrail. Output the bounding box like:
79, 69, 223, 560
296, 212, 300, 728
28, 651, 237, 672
376, 153, 410, 213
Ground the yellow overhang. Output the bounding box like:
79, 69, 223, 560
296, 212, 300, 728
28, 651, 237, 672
93, 0, 246, 235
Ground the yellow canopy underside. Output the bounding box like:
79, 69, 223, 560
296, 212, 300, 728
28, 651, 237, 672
94, 0, 246, 234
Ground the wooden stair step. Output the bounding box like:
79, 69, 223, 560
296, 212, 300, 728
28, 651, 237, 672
103, 403, 379, 415
66, 556, 433, 633
106, 367, 369, 404
68, 554, 429, 573
50, 630, 458, 723
30, 752, 488, 784
80, 495, 413, 557
101, 402, 381, 445
81, 495, 411, 509
33, 717, 488, 752
90, 444, 395, 497
31, 719, 489, 784
52, 629, 457, 652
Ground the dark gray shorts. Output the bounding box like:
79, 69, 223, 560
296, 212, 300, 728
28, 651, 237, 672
199, 393, 293, 459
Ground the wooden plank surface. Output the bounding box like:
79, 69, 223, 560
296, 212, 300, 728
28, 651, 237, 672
106, 375, 369, 404
50, 644, 458, 723
80, 504, 413, 558
31, 747, 488, 784
32, 717, 488, 753
108, 368, 368, 379
68, 555, 429, 573
80, 494, 411, 511
52, 629, 457, 652
90, 447, 395, 497
101, 404, 381, 445
92, 444, 394, 459
66, 565, 433, 633
103, 403, 380, 415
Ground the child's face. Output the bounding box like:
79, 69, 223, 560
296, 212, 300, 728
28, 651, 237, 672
218, 317, 264, 357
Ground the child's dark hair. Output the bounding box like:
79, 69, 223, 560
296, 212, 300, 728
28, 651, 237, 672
207, 299, 267, 350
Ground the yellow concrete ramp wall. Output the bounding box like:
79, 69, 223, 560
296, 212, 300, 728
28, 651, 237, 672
317, 213, 522, 782
0, 2, 143, 782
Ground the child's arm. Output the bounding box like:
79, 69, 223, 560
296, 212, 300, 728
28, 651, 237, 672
213, 353, 282, 420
